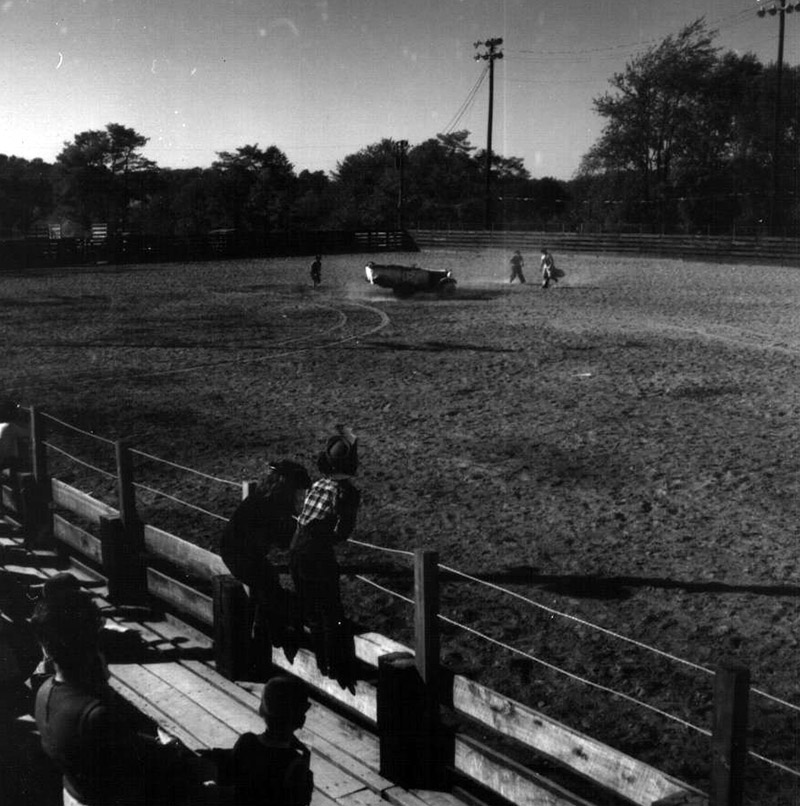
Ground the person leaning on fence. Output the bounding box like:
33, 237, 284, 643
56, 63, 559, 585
289, 426, 360, 691
202, 675, 313, 806
220, 460, 311, 664
310, 255, 322, 288
509, 249, 526, 284
31, 585, 216, 806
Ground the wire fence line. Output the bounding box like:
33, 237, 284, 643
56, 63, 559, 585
355, 572, 800, 782
41, 412, 116, 445
132, 482, 228, 522
349, 538, 800, 717
42, 441, 117, 481
131, 448, 241, 488
355, 573, 711, 735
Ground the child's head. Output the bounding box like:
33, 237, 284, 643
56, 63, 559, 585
317, 426, 358, 477
260, 676, 310, 735
541, 247, 549, 255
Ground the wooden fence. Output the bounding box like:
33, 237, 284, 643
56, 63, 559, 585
0, 229, 419, 270
3, 406, 770, 806
412, 229, 800, 266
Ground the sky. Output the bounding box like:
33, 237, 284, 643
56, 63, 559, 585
1, 0, 797, 181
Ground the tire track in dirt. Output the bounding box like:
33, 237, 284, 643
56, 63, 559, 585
651, 322, 800, 357
8, 298, 391, 393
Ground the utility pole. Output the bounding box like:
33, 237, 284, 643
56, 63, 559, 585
394, 139, 409, 231
756, 0, 798, 235
474, 38, 503, 230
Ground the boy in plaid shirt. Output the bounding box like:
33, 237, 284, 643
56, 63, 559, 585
290, 427, 360, 689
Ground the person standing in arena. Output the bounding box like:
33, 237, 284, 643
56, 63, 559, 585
540, 247, 559, 288
310, 255, 322, 288
508, 250, 526, 284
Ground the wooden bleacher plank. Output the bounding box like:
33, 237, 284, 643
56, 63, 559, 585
143, 523, 228, 582
408, 790, 480, 806
311, 791, 340, 806
51, 479, 117, 524
451, 675, 695, 806
354, 632, 414, 666
454, 737, 595, 806
337, 789, 387, 805
311, 754, 373, 801
142, 661, 263, 736
273, 645, 378, 722
107, 677, 202, 751
53, 515, 102, 563
146, 566, 214, 625
108, 661, 240, 748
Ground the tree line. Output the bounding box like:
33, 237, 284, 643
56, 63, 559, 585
1, 20, 797, 241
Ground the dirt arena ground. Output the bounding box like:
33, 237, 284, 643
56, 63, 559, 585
3, 248, 798, 804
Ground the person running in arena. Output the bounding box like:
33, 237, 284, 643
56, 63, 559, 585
508, 250, 526, 284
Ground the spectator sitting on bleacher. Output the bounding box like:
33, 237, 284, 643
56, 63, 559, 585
31, 584, 214, 806
204, 675, 313, 806
220, 459, 311, 664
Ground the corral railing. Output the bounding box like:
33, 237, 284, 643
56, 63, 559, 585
412, 229, 800, 266
0, 228, 419, 270
4, 406, 800, 806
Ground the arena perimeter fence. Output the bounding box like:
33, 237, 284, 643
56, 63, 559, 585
0, 229, 419, 270
411, 229, 800, 266
3, 406, 799, 806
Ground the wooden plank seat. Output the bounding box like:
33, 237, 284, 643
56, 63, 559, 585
0, 533, 470, 806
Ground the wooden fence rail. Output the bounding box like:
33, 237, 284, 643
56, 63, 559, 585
411, 229, 800, 266
1, 407, 768, 806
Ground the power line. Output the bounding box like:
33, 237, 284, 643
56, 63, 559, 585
443, 64, 489, 134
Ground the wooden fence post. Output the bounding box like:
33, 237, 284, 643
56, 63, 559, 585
414, 549, 440, 688
99, 516, 145, 603
109, 440, 146, 602
22, 406, 53, 550
213, 574, 251, 681
710, 663, 750, 806
374, 548, 447, 788
378, 651, 444, 788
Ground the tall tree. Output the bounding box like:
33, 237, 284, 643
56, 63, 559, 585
211, 144, 295, 234
0, 156, 53, 237
55, 124, 155, 231
579, 20, 718, 227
